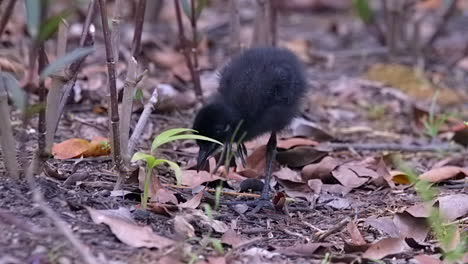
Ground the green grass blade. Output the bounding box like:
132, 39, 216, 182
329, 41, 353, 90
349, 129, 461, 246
40, 47, 94, 79
152, 128, 197, 151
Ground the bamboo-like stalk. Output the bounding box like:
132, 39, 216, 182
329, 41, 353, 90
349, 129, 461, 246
174, 0, 203, 102
228, 0, 241, 55
111, 0, 122, 63
98, 0, 124, 187
0, 0, 17, 37
120, 57, 137, 165
131, 0, 146, 57
0, 75, 19, 179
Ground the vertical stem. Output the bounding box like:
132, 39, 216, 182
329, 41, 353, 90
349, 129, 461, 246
174, 0, 203, 102
0, 0, 17, 37
131, 0, 146, 57
228, 0, 241, 55
142, 166, 153, 209
98, 0, 123, 176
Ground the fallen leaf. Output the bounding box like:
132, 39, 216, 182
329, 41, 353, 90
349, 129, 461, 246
277, 137, 319, 149
405, 202, 433, 218
181, 170, 222, 188
393, 211, 430, 242
347, 221, 366, 246
86, 207, 174, 248
363, 238, 408, 260
173, 215, 195, 238
452, 122, 468, 146
221, 229, 246, 247
331, 164, 372, 188
189, 210, 228, 233
301, 156, 339, 182
419, 166, 467, 183
391, 170, 411, 184
276, 146, 327, 167
275, 243, 331, 257
179, 190, 204, 209
318, 194, 351, 210
138, 172, 178, 204
364, 216, 401, 238
437, 194, 468, 221
290, 117, 335, 141
274, 167, 303, 183
52, 138, 110, 159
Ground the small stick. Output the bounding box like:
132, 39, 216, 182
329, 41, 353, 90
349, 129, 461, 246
228, 0, 241, 55
423, 0, 457, 50
0, 0, 17, 37
315, 217, 351, 242
128, 85, 157, 155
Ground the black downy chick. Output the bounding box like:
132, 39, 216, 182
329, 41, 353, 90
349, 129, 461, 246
193, 46, 307, 212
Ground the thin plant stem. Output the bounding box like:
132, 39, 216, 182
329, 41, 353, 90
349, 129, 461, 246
0, 0, 17, 37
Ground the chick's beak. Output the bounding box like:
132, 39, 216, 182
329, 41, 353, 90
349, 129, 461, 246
196, 143, 218, 172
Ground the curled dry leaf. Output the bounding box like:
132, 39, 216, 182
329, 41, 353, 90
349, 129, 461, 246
346, 221, 367, 246
363, 238, 408, 260
276, 146, 328, 167
276, 137, 319, 149
364, 216, 401, 238
274, 167, 303, 183
393, 212, 430, 242
301, 156, 339, 182
52, 137, 110, 159
178, 190, 204, 209
437, 194, 468, 221
181, 170, 222, 188
173, 215, 195, 239
189, 210, 229, 233
331, 164, 373, 188
221, 229, 247, 247
419, 166, 467, 183
86, 207, 174, 248
275, 243, 332, 257
391, 170, 411, 185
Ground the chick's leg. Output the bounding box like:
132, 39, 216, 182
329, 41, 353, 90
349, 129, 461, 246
251, 131, 277, 213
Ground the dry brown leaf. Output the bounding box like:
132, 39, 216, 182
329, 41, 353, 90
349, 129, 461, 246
244, 145, 267, 175
221, 229, 247, 247
393, 212, 430, 242
301, 156, 339, 181
178, 190, 204, 209
346, 221, 367, 246
181, 170, 222, 188
138, 171, 178, 204
364, 216, 401, 238
290, 118, 335, 141
52, 137, 110, 159
86, 207, 174, 248
275, 243, 331, 257
277, 146, 328, 167
405, 202, 433, 218
280, 39, 311, 63
274, 167, 303, 183
206, 257, 227, 264
391, 170, 411, 185
437, 194, 468, 221
331, 164, 372, 188
419, 166, 468, 183
362, 238, 408, 260
173, 215, 195, 239
277, 137, 319, 149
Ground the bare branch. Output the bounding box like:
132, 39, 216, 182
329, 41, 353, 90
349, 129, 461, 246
128, 86, 157, 155
0, 0, 17, 37
131, 0, 147, 57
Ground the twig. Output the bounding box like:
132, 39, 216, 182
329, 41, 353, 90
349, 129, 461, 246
252, 0, 272, 46
98, 0, 123, 178
30, 181, 102, 264
318, 142, 463, 152
228, 0, 241, 55
315, 217, 351, 242
0, 75, 19, 179
120, 56, 139, 164
173, 0, 203, 102
131, 0, 146, 57
128, 86, 157, 154
0, 0, 17, 37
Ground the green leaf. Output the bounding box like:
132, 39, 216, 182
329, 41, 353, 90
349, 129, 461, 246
151, 128, 197, 151
156, 158, 182, 186
180, 0, 206, 21
131, 152, 161, 169
210, 239, 224, 254
353, 0, 372, 24
38, 10, 71, 41
195, 0, 207, 20
24, 102, 46, 118
25, 0, 41, 39
153, 133, 223, 151
0, 72, 25, 109
40, 47, 94, 79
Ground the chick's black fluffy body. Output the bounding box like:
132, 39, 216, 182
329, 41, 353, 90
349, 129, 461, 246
193, 47, 306, 148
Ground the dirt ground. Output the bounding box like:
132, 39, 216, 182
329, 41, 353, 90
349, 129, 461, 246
0, 1, 467, 264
